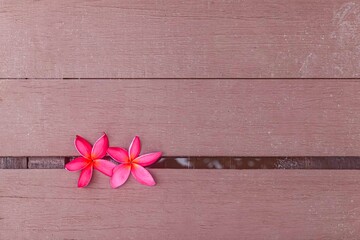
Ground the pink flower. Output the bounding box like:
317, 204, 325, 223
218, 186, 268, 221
65, 133, 116, 188
108, 136, 162, 188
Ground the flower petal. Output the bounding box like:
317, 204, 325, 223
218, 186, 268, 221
107, 147, 129, 163
129, 136, 141, 160
65, 157, 91, 171
131, 163, 156, 186
78, 164, 93, 188
75, 135, 92, 158
93, 159, 116, 177
133, 152, 162, 167
91, 133, 109, 159
110, 164, 131, 188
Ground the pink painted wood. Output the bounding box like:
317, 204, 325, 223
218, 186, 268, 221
0, 170, 359, 239
0, 1, 359, 78
0, 79, 359, 156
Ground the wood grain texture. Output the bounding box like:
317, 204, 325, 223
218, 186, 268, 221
1, 79, 360, 156
0, 157, 27, 169
0, 0, 359, 78
28, 157, 65, 169
0, 170, 360, 239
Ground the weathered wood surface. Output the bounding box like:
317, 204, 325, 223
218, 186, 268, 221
27, 157, 65, 169
0, 157, 27, 169
0, 170, 359, 240
0, 79, 360, 156
0, 0, 359, 78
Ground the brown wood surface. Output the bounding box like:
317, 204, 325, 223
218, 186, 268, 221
0, 157, 27, 169
0, 79, 360, 156
28, 157, 65, 169
0, 0, 360, 78
0, 169, 359, 240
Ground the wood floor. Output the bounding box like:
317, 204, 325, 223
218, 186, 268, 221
0, 1, 360, 239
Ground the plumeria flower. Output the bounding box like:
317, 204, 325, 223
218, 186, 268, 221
65, 133, 116, 188
108, 136, 162, 188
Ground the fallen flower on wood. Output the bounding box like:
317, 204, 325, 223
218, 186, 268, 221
108, 136, 162, 188
65, 133, 116, 188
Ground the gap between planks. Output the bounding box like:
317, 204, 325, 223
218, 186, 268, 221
2, 157, 360, 169
2, 78, 360, 80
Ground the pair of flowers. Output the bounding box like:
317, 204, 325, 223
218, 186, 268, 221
65, 133, 162, 188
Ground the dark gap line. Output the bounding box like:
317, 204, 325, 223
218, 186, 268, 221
50, 78, 360, 80
0, 78, 360, 80
2, 156, 360, 169
141, 156, 360, 169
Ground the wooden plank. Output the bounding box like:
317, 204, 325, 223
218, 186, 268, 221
1, 79, 360, 156
28, 157, 65, 169
0, 170, 359, 239
0, 157, 27, 169
0, 0, 359, 78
